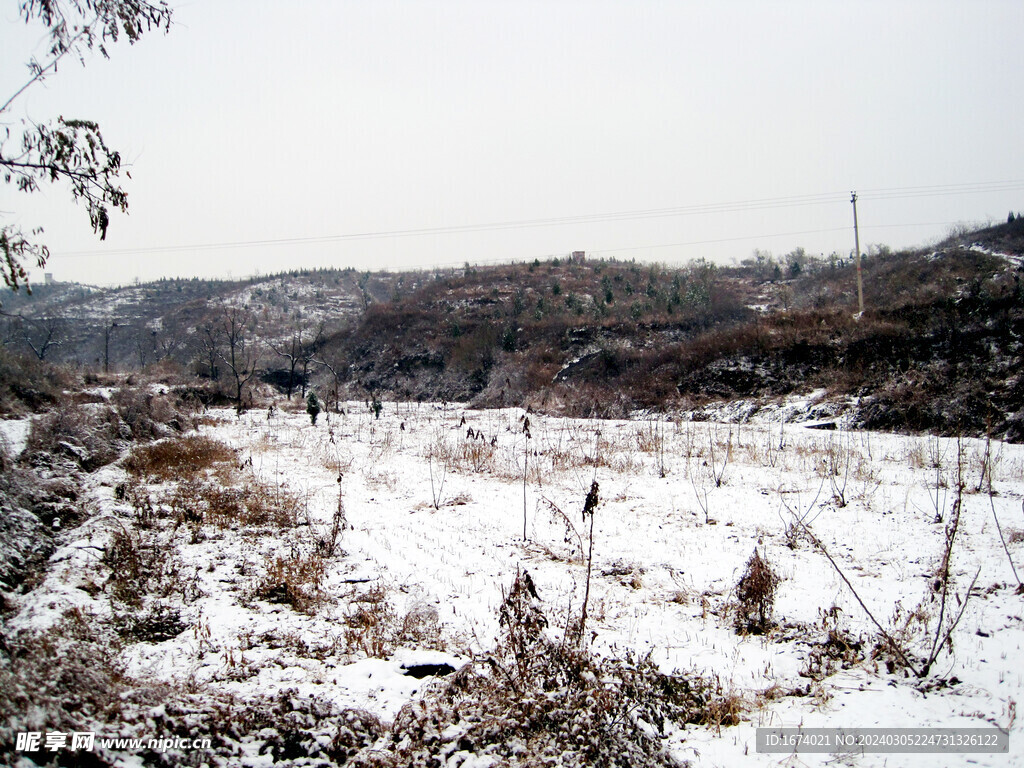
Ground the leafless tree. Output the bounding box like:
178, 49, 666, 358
131, 321, 158, 368
102, 320, 121, 373
270, 320, 325, 400
358, 272, 372, 310
151, 316, 189, 364
1, 314, 17, 347
1, 0, 173, 291
0, 310, 66, 361
192, 323, 221, 381
311, 355, 345, 412
214, 307, 262, 410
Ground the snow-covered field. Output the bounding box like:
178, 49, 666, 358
10, 402, 1024, 766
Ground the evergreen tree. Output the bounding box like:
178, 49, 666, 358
306, 391, 322, 426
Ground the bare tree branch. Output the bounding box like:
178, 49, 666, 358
0, 1, 173, 294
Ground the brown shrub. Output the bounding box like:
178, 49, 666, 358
102, 528, 182, 608
342, 585, 397, 657
339, 586, 442, 658
0, 349, 74, 415
355, 573, 740, 767
734, 548, 781, 634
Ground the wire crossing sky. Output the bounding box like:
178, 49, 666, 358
2, 1, 1023, 286
46, 180, 1024, 260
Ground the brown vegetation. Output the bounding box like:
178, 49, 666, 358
124, 434, 237, 483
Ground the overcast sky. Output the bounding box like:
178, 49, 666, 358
2, 0, 1023, 287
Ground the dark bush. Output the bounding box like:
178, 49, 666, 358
735, 548, 781, 634
0, 349, 74, 415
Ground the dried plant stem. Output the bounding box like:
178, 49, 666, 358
429, 455, 447, 510
989, 493, 1021, 588
577, 481, 600, 646
523, 439, 529, 541
799, 436, 977, 679
691, 470, 710, 524
794, 515, 917, 674
927, 437, 965, 670
921, 567, 981, 678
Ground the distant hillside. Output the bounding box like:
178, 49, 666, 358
2, 218, 1023, 440
322, 257, 754, 405
951, 211, 1024, 255
316, 233, 1024, 440
1, 269, 405, 372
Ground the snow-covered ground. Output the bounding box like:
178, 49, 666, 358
10, 403, 1024, 766
0, 418, 32, 456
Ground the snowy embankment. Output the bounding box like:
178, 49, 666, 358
8, 403, 1024, 766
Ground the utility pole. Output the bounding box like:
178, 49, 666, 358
103, 321, 119, 374
851, 191, 864, 315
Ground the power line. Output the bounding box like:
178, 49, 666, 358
587, 220, 963, 257
67, 214, 1000, 287
49, 179, 1024, 259
860, 180, 1024, 201
48, 193, 851, 258
214, 216, 978, 279
592, 226, 853, 255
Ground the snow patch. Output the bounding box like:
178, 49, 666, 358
0, 417, 32, 456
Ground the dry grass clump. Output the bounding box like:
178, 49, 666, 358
423, 429, 499, 475
399, 602, 442, 645
167, 478, 303, 530
254, 550, 328, 614
125, 434, 238, 483
338, 585, 441, 658
455, 437, 496, 473
353, 573, 739, 767
132, 436, 303, 531
342, 585, 397, 656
